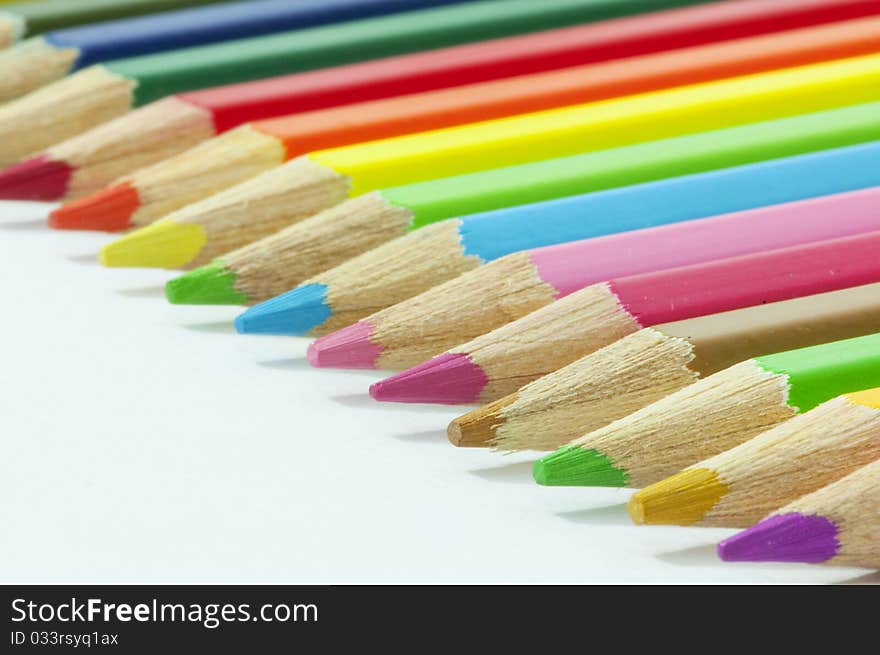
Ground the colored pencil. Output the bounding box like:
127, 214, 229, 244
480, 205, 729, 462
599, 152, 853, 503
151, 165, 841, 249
0, 0, 633, 167
718, 459, 880, 569
373, 186, 880, 405
174, 105, 880, 326
100, 56, 880, 275
163, 103, 880, 312
449, 284, 880, 450
1, 0, 225, 49
302, 103, 880, 371
236, 147, 880, 340
2, 2, 850, 205
2, 1, 227, 36
533, 332, 880, 489
629, 388, 880, 527
312, 224, 880, 374
47, 15, 880, 225
0, 0, 475, 103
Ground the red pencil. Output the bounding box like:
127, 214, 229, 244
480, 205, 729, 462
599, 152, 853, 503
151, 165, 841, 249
3, 0, 879, 202
49, 14, 880, 233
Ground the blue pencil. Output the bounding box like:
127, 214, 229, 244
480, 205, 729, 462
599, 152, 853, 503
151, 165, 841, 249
227, 138, 880, 335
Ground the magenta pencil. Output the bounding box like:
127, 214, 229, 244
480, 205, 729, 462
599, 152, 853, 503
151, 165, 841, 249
309, 223, 880, 374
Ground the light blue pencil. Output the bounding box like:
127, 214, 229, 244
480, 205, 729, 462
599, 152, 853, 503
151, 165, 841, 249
228, 137, 880, 336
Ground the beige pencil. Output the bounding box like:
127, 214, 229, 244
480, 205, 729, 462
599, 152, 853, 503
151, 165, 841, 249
533, 332, 880, 489
447, 283, 880, 449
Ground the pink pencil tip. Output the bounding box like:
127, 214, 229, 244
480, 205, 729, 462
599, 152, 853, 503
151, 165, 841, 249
307, 321, 382, 369
369, 352, 487, 404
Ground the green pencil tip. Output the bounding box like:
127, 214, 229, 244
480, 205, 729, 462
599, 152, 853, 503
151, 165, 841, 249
164, 260, 248, 305
533, 446, 628, 487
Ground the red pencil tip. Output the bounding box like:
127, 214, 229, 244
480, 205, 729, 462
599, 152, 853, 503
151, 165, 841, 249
49, 181, 140, 232
0, 154, 72, 201
307, 321, 382, 369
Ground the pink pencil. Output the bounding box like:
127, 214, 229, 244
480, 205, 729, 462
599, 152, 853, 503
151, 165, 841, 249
308, 187, 880, 381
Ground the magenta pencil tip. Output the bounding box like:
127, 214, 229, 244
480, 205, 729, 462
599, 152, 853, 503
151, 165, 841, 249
307, 321, 382, 369
0, 154, 72, 201
718, 513, 840, 564
369, 352, 487, 404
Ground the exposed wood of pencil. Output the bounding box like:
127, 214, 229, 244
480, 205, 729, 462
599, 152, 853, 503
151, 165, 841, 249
571, 360, 796, 487
175, 156, 350, 269
450, 328, 697, 449
370, 253, 559, 370
49, 97, 216, 201
309, 220, 482, 335
226, 192, 413, 301
120, 125, 285, 225
0, 66, 133, 166
452, 280, 880, 449
0, 37, 77, 103
637, 396, 880, 527
770, 460, 880, 569
448, 285, 643, 403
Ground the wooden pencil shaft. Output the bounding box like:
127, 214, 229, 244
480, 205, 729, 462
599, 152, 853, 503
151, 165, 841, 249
455, 281, 880, 451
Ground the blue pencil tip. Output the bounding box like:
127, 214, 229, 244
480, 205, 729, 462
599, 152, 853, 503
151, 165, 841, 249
234, 283, 332, 336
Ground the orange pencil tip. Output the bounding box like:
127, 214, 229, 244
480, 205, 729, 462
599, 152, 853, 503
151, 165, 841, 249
49, 181, 140, 232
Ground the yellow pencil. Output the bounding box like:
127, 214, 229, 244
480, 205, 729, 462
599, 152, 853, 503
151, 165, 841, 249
100, 52, 880, 270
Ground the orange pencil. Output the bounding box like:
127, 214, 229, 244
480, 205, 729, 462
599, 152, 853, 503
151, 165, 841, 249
49, 13, 880, 232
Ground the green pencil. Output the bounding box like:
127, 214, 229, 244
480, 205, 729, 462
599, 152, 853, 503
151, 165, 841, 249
2, 0, 225, 37
156, 100, 880, 310
535, 331, 880, 490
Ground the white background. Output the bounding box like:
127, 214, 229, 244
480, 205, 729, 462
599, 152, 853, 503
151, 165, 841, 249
1, 199, 875, 585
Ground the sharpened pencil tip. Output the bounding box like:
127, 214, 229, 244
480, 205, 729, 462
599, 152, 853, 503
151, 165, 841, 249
49, 181, 140, 231
718, 512, 840, 564
166, 260, 247, 305
369, 352, 486, 404
307, 321, 382, 369
0, 154, 72, 201
534, 446, 628, 487
235, 283, 331, 335
99, 219, 206, 269
627, 468, 729, 526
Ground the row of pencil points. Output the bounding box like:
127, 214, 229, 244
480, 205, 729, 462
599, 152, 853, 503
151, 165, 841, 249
2, 0, 879, 570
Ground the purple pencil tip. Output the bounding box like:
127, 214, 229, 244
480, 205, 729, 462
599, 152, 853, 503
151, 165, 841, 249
718, 512, 839, 564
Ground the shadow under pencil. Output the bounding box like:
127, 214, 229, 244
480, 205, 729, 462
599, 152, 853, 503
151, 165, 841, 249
468, 460, 535, 484
0, 219, 46, 231
117, 286, 166, 298
258, 357, 313, 371
389, 429, 448, 444
654, 544, 721, 566
556, 503, 631, 526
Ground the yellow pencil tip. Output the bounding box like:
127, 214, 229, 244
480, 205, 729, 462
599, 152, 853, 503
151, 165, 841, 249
99, 219, 206, 269
627, 468, 729, 526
